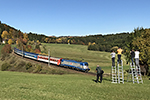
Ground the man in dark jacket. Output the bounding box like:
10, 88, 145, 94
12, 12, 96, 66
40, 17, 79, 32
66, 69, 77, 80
96, 65, 103, 83
130, 49, 135, 66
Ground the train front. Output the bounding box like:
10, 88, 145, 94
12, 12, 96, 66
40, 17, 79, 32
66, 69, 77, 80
83, 62, 90, 72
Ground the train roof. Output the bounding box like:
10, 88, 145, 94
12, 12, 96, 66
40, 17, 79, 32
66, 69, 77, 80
24, 51, 39, 55
15, 48, 38, 55
38, 54, 62, 60
61, 59, 88, 64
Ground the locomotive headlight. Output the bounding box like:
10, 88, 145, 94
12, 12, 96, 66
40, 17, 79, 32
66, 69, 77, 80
83, 66, 88, 69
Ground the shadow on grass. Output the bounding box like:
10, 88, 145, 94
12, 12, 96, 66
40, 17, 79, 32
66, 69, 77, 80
92, 77, 111, 83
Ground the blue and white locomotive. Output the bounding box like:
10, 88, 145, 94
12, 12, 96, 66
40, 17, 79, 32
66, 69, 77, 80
14, 48, 90, 72
61, 59, 89, 72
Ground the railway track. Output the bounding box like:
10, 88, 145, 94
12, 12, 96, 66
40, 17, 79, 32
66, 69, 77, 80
12, 51, 110, 77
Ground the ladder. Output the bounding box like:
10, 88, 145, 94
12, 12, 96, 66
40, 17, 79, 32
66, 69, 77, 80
131, 63, 137, 83
111, 66, 117, 83
127, 63, 143, 84
136, 65, 143, 84
117, 60, 124, 84
127, 63, 134, 82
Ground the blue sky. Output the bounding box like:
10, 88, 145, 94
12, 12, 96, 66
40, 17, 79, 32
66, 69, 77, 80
0, 0, 150, 36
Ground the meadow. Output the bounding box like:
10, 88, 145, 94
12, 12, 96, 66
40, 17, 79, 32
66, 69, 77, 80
41, 43, 128, 73
0, 44, 149, 100
0, 71, 150, 100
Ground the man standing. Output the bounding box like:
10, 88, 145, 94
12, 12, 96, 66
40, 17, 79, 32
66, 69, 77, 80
110, 51, 116, 67
117, 47, 123, 63
135, 50, 140, 68
130, 49, 135, 66
96, 65, 103, 83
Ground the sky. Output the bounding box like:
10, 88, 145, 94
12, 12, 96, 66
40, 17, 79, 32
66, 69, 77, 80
0, 0, 150, 36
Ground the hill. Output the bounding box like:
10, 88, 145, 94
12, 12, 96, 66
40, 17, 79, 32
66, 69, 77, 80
0, 48, 75, 74
0, 43, 129, 73
41, 43, 128, 73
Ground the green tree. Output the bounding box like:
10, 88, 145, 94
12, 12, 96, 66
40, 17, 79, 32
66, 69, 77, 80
132, 29, 150, 66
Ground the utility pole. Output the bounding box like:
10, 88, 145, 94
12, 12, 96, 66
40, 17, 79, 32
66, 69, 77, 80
48, 49, 50, 66
22, 46, 23, 58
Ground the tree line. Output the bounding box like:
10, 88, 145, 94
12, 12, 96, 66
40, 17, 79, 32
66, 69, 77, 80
0, 21, 130, 52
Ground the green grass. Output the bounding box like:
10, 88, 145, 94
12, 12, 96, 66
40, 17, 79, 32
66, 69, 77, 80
42, 43, 128, 73
0, 71, 150, 100
0, 43, 150, 100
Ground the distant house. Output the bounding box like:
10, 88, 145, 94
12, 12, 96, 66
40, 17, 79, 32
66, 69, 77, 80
49, 36, 55, 38
2, 40, 5, 44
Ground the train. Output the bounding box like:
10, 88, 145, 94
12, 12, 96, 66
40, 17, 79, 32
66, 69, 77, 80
14, 48, 90, 72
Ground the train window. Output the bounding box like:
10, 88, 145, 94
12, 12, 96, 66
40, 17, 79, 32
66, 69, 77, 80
85, 63, 88, 66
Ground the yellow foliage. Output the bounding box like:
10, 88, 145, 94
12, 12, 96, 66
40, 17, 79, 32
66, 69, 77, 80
88, 42, 91, 46
56, 38, 62, 43
1, 30, 9, 39
39, 53, 48, 56
23, 33, 28, 40
68, 40, 70, 43
111, 46, 118, 51
8, 39, 13, 45
16, 39, 19, 45
92, 42, 96, 45
45, 38, 49, 43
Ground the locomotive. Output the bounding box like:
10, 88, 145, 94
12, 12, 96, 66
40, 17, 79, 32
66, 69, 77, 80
14, 48, 90, 72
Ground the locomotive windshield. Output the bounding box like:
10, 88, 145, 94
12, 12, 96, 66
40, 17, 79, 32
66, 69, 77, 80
85, 63, 88, 66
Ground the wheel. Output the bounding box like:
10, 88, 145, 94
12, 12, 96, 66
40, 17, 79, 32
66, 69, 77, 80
85, 70, 88, 73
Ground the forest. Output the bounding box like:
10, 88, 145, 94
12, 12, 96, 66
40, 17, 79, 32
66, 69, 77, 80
0, 21, 130, 52
0, 21, 150, 75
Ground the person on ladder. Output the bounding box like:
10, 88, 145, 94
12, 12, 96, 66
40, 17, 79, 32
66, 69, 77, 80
117, 47, 123, 64
110, 51, 116, 67
135, 50, 140, 74
130, 49, 135, 66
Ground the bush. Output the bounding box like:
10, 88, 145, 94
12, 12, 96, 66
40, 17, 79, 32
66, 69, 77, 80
17, 61, 26, 68
1, 44, 12, 53
10, 57, 16, 64
1, 44, 12, 60
1, 63, 12, 71
26, 63, 32, 70
33, 65, 42, 73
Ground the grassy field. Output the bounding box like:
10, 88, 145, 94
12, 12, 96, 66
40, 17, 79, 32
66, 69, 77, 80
0, 44, 150, 100
0, 71, 150, 100
42, 43, 128, 73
